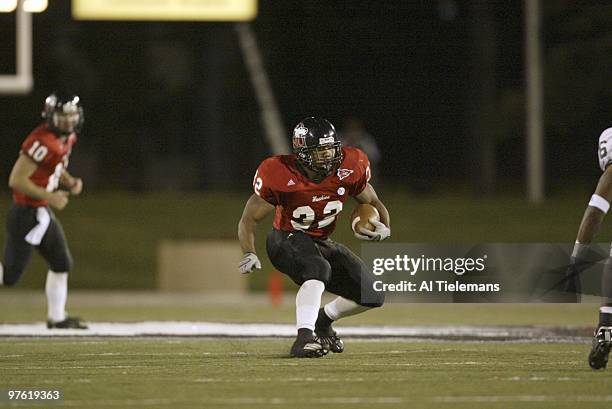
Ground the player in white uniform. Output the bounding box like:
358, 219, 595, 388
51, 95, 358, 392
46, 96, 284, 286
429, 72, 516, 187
568, 127, 612, 369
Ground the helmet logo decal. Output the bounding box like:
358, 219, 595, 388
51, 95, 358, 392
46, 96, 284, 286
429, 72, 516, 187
293, 124, 308, 147
337, 168, 353, 180
319, 136, 335, 144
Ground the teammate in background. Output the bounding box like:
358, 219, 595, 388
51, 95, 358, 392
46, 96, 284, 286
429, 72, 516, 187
238, 117, 390, 357
568, 127, 612, 369
0, 93, 87, 329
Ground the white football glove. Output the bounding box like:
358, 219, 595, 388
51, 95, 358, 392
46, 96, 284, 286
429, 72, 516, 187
239, 252, 261, 274
355, 219, 391, 241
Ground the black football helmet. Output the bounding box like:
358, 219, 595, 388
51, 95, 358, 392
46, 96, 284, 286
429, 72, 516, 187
41, 93, 84, 135
292, 117, 343, 178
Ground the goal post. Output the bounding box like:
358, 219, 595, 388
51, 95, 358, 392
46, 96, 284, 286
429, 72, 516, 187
235, 23, 290, 155
0, 0, 33, 94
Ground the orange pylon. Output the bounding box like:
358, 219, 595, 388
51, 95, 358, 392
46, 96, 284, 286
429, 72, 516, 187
268, 270, 283, 306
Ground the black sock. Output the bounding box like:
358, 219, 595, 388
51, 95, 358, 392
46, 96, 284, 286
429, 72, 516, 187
315, 307, 334, 329
599, 311, 612, 327
297, 328, 314, 340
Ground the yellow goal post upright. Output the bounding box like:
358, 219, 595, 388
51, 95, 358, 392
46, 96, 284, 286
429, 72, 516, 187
0, 0, 35, 94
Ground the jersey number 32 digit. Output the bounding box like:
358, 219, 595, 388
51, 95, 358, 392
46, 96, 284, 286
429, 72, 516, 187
291, 201, 343, 230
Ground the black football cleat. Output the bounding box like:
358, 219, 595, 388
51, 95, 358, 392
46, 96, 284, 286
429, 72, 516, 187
290, 336, 329, 358
47, 316, 88, 329
588, 326, 612, 370
315, 308, 344, 353
315, 326, 344, 353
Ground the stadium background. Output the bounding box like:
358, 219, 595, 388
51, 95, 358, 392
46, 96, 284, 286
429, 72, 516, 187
0, 0, 610, 290
1, 2, 612, 408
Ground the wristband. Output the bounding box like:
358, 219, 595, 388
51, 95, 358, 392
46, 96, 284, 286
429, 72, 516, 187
589, 194, 610, 214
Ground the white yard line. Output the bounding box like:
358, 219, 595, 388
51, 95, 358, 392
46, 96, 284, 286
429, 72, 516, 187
433, 395, 612, 403
56, 395, 612, 406
0, 322, 590, 342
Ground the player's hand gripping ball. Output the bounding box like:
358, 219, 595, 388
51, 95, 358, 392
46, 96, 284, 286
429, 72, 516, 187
351, 204, 390, 241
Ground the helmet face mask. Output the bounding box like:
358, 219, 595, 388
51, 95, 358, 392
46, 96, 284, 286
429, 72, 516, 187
293, 117, 343, 178
42, 93, 84, 135
297, 144, 342, 176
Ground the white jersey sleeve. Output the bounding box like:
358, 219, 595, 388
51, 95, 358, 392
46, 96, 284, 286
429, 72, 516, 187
598, 128, 612, 171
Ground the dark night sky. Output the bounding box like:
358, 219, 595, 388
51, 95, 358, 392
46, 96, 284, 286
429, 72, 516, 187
0, 1, 609, 192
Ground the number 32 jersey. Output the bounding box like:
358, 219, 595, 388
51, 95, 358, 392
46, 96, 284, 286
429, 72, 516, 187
13, 124, 77, 208
253, 146, 371, 239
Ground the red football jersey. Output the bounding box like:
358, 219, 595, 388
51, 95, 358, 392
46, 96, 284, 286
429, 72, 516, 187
253, 146, 371, 239
13, 124, 77, 207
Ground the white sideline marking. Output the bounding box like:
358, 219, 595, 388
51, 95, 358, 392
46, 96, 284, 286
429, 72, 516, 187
60, 397, 407, 406
78, 352, 201, 356
0, 321, 589, 340
504, 376, 576, 382
362, 361, 579, 367
44, 395, 612, 407
60, 398, 173, 407
433, 395, 612, 403
191, 377, 367, 383
362, 362, 488, 367
3, 365, 144, 370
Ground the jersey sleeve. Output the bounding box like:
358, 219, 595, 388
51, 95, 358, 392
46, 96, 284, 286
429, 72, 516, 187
21, 133, 55, 166
598, 128, 612, 171
348, 148, 371, 196
252, 158, 281, 205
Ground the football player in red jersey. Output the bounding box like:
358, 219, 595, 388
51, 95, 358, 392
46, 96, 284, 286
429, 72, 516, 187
238, 117, 390, 357
0, 93, 87, 329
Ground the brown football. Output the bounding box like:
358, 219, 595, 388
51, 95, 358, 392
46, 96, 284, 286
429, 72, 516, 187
350, 204, 380, 235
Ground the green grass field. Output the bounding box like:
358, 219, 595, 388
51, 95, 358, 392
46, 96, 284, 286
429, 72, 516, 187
1, 293, 610, 409
1, 339, 611, 409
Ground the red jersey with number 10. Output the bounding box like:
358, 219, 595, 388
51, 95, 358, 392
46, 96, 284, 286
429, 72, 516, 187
13, 124, 77, 208
253, 146, 371, 239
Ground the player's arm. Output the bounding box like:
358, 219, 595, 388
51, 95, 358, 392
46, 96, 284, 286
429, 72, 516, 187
60, 169, 83, 195
564, 166, 612, 295
575, 166, 612, 243
354, 183, 391, 240
8, 153, 68, 210
237, 193, 274, 273
355, 183, 390, 228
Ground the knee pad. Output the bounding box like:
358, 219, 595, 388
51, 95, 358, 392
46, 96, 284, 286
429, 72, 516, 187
300, 257, 332, 285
